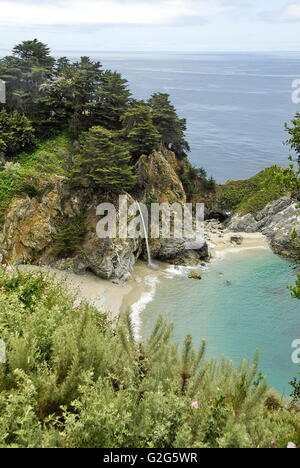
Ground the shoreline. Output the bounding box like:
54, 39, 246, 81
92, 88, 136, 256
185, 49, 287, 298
20, 229, 271, 320
21, 262, 157, 322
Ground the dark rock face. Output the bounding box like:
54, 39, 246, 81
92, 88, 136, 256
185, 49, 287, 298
72, 237, 141, 282
148, 237, 209, 266
230, 235, 243, 245
227, 197, 300, 257
204, 205, 231, 222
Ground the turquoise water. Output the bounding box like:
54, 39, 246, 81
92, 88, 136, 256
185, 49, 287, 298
139, 249, 300, 394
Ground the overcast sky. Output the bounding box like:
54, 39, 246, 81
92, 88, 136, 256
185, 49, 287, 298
1, 0, 300, 53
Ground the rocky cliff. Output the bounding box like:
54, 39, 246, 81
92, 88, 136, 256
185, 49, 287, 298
135, 149, 208, 265
226, 197, 300, 257
0, 150, 208, 280
1, 148, 296, 280
135, 150, 186, 204
0, 177, 142, 281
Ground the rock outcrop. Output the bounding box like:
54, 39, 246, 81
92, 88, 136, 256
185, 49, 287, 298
0, 150, 207, 281
135, 150, 186, 204
149, 237, 209, 266
0, 178, 142, 281
135, 150, 208, 264
0, 177, 69, 264
68, 193, 142, 281
226, 197, 300, 257
188, 270, 202, 280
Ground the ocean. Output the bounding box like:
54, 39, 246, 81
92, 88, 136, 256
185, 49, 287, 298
134, 249, 300, 394
96, 51, 300, 182
51, 51, 300, 392
94, 51, 300, 392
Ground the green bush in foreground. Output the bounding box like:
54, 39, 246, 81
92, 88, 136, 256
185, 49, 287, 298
0, 268, 298, 448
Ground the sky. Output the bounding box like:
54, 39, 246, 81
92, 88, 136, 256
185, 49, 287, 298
1, 0, 300, 53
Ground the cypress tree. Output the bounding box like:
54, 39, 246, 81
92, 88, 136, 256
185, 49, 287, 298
94, 70, 132, 130
121, 104, 160, 158
148, 93, 190, 158
72, 126, 136, 192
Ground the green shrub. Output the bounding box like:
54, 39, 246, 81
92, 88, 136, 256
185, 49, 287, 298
72, 126, 136, 191
0, 165, 43, 223
0, 267, 298, 448
220, 166, 287, 214
52, 214, 86, 258
18, 132, 74, 176
0, 109, 35, 157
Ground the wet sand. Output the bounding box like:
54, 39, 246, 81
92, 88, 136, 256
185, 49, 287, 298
21, 262, 154, 321
20, 228, 271, 320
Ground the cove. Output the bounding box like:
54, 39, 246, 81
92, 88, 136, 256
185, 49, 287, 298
139, 248, 300, 394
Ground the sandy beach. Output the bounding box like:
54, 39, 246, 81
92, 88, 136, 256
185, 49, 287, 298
21, 225, 271, 320
208, 231, 270, 254
21, 262, 157, 321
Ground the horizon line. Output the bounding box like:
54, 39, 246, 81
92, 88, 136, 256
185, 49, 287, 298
1, 48, 300, 55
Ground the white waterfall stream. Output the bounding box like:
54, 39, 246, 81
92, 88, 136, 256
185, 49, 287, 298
136, 202, 156, 269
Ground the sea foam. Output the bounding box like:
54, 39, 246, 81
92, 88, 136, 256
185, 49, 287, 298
130, 275, 160, 342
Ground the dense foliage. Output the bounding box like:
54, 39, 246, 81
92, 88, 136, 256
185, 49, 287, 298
218, 166, 287, 214
281, 116, 300, 297
148, 93, 190, 158
0, 109, 34, 157
121, 104, 161, 158
72, 126, 136, 191
0, 39, 190, 170
0, 133, 73, 222
52, 214, 86, 259
0, 267, 298, 448
0, 39, 195, 198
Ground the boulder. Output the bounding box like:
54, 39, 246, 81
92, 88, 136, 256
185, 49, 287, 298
230, 235, 243, 245
149, 237, 209, 265
188, 271, 202, 280
226, 197, 300, 257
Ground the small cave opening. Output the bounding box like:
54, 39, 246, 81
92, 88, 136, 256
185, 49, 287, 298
205, 212, 229, 223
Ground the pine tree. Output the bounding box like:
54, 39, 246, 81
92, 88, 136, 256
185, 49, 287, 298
148, 93, 190, 158
71, 126, 136, 192
40, 56, 103, 136
13, 39, 55, 69
94, 70, 132, 130
0, 39, 55, 118
121, 104, 160, 158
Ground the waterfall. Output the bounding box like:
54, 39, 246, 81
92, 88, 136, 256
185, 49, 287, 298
136, 202, 156, 269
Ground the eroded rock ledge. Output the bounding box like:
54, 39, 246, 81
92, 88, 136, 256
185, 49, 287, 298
226, 197, 300, 257
0, 150, 208, 281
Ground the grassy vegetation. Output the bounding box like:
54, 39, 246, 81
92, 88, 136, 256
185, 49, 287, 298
18, 132, 74, 176
219, 166, 288, 215
0, 133, 73, 223
0, 267, 298, 448
0, 166, 40, 223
